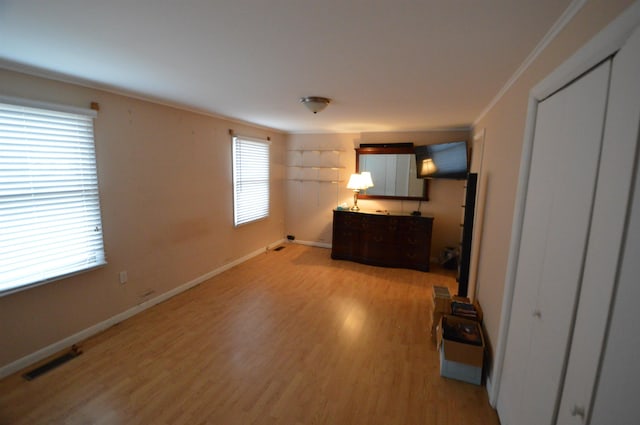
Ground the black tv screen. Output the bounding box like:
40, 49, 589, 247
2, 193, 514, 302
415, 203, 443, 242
415, 141, 468, 179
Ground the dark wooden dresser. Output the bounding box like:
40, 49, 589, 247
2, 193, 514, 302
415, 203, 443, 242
331, 209, 433, 272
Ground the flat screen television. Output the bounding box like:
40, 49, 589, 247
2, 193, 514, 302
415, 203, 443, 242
415, 141, 468, 179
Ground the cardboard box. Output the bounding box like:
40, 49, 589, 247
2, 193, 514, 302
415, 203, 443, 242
450, 299, 483, 323
431, 311, 445, 342
431, 286, 452, 342
452, 295, 470, 303
436, 315, 484, 385
439, 345, 483, 385
432, 286, 452, 314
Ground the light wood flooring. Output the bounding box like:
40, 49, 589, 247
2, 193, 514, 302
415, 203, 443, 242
0, 244, 499, 425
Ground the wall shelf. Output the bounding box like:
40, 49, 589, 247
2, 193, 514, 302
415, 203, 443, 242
287, 149, 345, 153
286, 149, 344, 185
287, 166, 345, 170
287, 179, 344, 183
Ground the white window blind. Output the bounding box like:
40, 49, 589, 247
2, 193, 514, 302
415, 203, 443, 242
232, 136, 270, 226
0, 99, 106, 295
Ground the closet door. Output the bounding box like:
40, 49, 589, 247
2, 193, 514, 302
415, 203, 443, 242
589, 120, 640, 424
496, 60, 611, 425
568, 26, 640, 425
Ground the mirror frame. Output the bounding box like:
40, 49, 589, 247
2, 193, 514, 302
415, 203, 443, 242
355, 145, 429, 201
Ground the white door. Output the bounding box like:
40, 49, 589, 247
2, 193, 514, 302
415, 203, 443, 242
497, 60, 611, 425
562, 26, 640, 425
589, 118, 640, 424
498, 24, 640, 425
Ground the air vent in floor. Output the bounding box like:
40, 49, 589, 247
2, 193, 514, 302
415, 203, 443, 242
22, 345, 82, 381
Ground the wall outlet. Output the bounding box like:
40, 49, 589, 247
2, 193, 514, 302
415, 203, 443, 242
287, 234, 295, 240
119, 271, 128, 284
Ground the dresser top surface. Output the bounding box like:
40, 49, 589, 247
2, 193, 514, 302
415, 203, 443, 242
333, 208, 434, 219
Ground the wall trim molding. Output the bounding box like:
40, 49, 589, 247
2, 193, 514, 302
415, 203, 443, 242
293, 240, 332, 249
0, 239, 285, 379
473, 0, 587, 125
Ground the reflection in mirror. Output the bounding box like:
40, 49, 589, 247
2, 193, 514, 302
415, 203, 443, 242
359, 154, 422, 197
356, 146, 428, 201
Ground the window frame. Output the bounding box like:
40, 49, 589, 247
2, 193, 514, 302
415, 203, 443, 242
231, 135, 271, 227
0, 95, 106, 296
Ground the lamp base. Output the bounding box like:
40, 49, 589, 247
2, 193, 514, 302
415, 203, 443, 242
351, 190, 360, 211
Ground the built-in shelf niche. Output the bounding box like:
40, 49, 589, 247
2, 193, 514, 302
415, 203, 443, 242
286, 149, 345, 183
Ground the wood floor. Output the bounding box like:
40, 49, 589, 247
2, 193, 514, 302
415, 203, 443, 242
0, 245, 499, 425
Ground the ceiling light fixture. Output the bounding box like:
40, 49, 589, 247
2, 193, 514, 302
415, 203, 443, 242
300, 96, 331, 114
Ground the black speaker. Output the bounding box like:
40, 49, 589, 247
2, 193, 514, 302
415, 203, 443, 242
457, 173, 477, 297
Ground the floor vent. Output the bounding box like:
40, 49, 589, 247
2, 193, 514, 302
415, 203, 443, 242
22, 345, 82, 381
274, 246, 285, 251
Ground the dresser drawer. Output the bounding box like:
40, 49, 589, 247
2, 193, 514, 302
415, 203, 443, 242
331, 209, 433, 271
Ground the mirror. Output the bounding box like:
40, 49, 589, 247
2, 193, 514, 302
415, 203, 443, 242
356, 145, 428, 201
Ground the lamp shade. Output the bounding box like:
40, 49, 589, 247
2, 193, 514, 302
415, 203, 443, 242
346, 173, 364, 190
421, 158, 438, 176
360, 171, 374, 188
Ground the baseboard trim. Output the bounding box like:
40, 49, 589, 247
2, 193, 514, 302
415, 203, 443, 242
0, 239, 285, 379
292, 239, 332, 249
486, 375, 495, 407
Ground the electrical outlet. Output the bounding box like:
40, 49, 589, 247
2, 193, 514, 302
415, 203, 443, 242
119, 271, 128, 284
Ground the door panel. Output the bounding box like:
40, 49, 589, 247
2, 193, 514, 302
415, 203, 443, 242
497, 60, 611, 425
562, 26, 640, 425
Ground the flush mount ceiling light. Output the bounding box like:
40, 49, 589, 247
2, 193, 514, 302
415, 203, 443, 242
300, 96, 331, 114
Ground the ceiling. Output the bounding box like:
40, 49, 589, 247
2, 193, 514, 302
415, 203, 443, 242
0, 0, 572, 134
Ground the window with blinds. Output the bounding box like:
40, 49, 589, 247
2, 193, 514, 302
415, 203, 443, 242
232, 136, 270, 226
0, 98, 106, 296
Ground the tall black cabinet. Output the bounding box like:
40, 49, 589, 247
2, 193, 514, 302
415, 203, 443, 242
457, 173, 477, 297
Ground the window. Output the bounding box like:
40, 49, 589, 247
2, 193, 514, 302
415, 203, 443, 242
232, 136, 270, 226
0, 97, 106, 295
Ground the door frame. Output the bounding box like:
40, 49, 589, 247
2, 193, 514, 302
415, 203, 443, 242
490, 1, 640, 407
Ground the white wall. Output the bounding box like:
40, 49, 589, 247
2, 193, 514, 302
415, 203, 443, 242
471, 0, 635, 388
0, 68, 287, 371
285, 130, 470, 259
